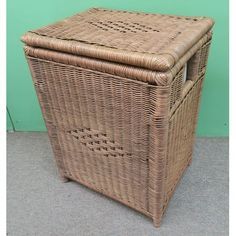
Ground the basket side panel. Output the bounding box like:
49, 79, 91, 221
148, 39, 212, 227
164, 77, 204, 211
163, 40, 212, 212
26, 56, 151, 213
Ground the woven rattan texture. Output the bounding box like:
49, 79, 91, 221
164, 77, 203, 211
22, 8, 214, 72
22, 7, 213, 226
31, 8, 210, 56
25, 39, 211, 227
28, 57, 151, 212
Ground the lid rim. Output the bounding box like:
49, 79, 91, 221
21, 32, 176, 72
21, 8, 214, 71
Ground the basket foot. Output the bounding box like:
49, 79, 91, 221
60, 176, 70, 183
153, 217, 162, 228
187, 158, 192, 166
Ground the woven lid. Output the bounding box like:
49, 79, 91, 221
22, 8, 214, 71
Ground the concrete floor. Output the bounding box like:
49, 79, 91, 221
7, 133, 228, 236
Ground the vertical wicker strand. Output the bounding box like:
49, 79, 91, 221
149, 86, 170, 227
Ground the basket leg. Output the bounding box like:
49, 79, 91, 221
153, 216, 162, 228
60, 176, 70, 183
187, 157, 192, 166
59, 173, 70, 183
62, 177, 70, 183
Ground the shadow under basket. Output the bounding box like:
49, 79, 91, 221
21, 8, 214, 227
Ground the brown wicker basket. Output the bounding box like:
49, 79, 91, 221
21, 8, 214, 227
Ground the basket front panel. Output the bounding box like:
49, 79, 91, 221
27, 57, 151, 211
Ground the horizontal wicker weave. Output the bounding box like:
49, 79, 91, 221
22, 8, 214, 227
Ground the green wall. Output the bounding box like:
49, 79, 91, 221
7, 0, 229, 136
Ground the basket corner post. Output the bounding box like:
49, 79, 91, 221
148, 86, 171, 228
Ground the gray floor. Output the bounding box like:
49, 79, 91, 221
7, 133, 228, 236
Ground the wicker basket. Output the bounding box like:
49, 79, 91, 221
21, 8, 214, 227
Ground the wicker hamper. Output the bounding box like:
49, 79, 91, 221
21, 8, 214, 227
